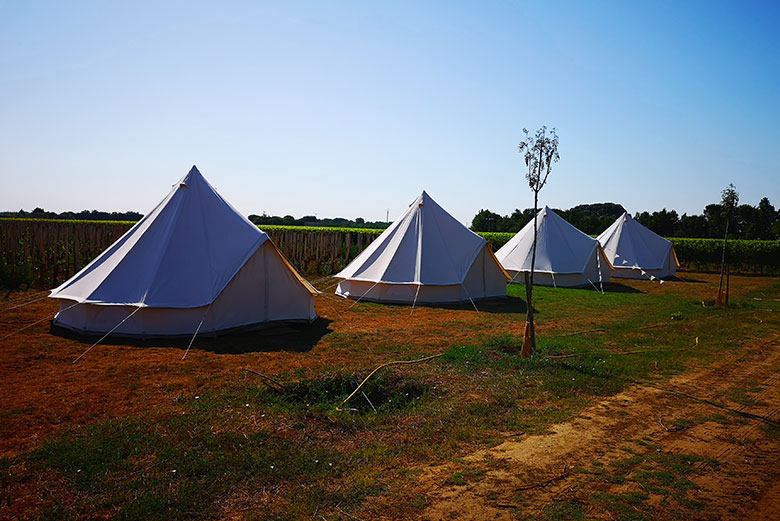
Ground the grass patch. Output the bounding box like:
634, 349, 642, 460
269, 372, 431, 414
591, 491, 650, 520
18, 415, 341, 520
761, 424, 780, 440
581, 448, 721, 518
541, 500, 586, 520
721, 383, 768, 407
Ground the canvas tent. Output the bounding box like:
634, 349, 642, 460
495, 206, 613, 288
335, 191, 509, 304
49, 166, 317, 337
597, 213, 679, 279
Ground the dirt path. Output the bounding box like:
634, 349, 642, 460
413, 337, 780, 520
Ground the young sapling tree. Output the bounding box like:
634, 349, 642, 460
518, 126, 560, 357
716, 183, 738, 306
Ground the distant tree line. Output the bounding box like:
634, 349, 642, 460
471, 198, 780, 240
1, 207, 390, 230
1, 207, 143, 222
633, 197, 778, 240
248, 213, 389, 230
472, 203, 626, 236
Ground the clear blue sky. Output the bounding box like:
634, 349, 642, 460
1, 1, 779, 225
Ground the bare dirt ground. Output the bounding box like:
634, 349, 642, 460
410, 335, 780, 521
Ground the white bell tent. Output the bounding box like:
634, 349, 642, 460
49, 166, 317, 337
335, 191, 509, 305
598, 213, 679, 279
495, 206, 613, 288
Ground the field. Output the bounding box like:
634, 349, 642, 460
1, 273, 780, 520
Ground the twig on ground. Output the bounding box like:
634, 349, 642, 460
644, 383, 780, 429
547, 337, 701, 360
243, 368, 288, 393
558, 328, 606, 337
657, 417, 682, 432
336, 506, 365, 521
636, 323, 667, 330
515, 464, 568, 491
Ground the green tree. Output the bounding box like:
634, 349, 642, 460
678, 213, 708, 237
756, 197, 777, 240
471, 209, 504, 232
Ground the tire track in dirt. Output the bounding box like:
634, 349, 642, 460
411, 338, 780, 521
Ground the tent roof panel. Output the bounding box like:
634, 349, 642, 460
336, 191, 490, 285
597, 213, 673, 270
50, 166, 269, 307
495, 207, 599, 274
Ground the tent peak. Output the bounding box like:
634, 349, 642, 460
417, 190, 433, 207
180, 165, 205, 187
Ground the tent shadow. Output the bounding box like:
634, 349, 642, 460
470, 296, 530, 314
559, 282, 644, 294
196, 318, 333, 354
410, 296, 530, 315
50, 317, 333, 355
600, 282, 644, 294
673, 275, 706, 283
345, 296, 530, 315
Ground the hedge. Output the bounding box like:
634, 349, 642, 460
670, 238, 780, 274
1, 219, 778, 289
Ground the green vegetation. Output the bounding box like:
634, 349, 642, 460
248, 213, 389, 230
672, 237, 780, 274
27, 414, 342, 520
0, 217, 137, 226
584, 445, 719, 519
260, 224, 384, 235
0, 208, 142, 222
472, 202, 625, 235
540, 501, 586, 521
